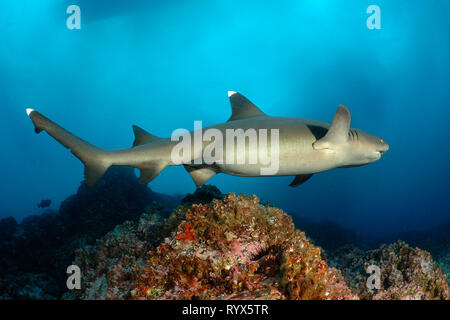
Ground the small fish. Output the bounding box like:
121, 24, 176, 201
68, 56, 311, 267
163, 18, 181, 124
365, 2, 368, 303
37, 199, 51, 209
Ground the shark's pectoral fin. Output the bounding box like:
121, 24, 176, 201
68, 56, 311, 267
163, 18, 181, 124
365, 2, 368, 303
289, 174, 313, 187
313, 105, 351, 150
227, 91, 267, 122
138, 161, 167, 184
184, 165, 217, 187
132, 125, 160, 147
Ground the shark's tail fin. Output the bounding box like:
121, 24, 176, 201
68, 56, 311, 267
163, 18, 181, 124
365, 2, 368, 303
26, 108, 111, 186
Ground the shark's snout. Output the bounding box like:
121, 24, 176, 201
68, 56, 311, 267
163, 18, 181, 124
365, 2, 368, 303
377, 141, 389, 155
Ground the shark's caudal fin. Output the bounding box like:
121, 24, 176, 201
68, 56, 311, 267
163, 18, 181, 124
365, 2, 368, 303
26, 109, 111, 187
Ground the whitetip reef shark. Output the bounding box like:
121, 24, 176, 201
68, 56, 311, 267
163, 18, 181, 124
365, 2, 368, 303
26, 91, 389, 187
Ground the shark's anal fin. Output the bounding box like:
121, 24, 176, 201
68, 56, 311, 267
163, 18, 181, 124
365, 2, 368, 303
132, 125, 159, 147
227, 91, 266, 122
184, 165, 217, 187
289, 174, 313, 187
313, 105, 351, 150
138, 161, 167, 184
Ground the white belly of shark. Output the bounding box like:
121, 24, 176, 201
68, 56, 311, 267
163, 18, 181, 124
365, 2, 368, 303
26, 91, 389, 188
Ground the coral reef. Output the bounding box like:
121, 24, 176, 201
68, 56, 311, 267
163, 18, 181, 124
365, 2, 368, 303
437, 250, 450, 284
74, 193, 357, 300
329, 241, 449, 300
1, 179, 448, 300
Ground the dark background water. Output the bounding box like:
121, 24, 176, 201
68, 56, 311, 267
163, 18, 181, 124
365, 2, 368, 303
1, 0, 449, 237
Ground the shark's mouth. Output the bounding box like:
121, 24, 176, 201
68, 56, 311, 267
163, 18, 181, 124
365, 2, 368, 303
370, 151, 382, 160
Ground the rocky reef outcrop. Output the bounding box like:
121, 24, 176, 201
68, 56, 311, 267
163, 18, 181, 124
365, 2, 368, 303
1, 178, 448, 300
0, 167, 181, 299
181, 184, 224, 205
74, 193, 358, 300
72, 193, 449, 300
329, 242, 449, 300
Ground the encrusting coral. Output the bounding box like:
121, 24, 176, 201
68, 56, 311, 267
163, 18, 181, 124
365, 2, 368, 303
74, 193, 357, 300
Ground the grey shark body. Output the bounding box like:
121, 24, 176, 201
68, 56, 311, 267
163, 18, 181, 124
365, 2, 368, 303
26, 91, 389, 187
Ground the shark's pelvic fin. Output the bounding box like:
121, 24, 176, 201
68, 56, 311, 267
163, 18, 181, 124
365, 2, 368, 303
132, 125, 159, 147
289, 174, 313, 187
138, 161, 167, 184
26, 109, 111, 187
313, 104, 351, 150
184, 165, 217, 187
227, 91, 266, 122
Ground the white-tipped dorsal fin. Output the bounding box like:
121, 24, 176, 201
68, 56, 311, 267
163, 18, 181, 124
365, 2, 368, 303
132, 125, 160, 147
313, 105, 351, 150
227, 91, 266, 122
26, 108, 35, 116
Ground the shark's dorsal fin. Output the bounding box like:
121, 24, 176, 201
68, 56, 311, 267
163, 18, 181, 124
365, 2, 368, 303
313, 105, 351, 150
227, 91, 266, 122
132, 125, 159, 147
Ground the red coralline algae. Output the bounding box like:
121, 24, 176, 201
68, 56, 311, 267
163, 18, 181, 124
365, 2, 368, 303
174, 223, 198, 242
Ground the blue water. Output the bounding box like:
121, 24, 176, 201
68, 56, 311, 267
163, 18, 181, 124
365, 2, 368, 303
1, 0, 449, 237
